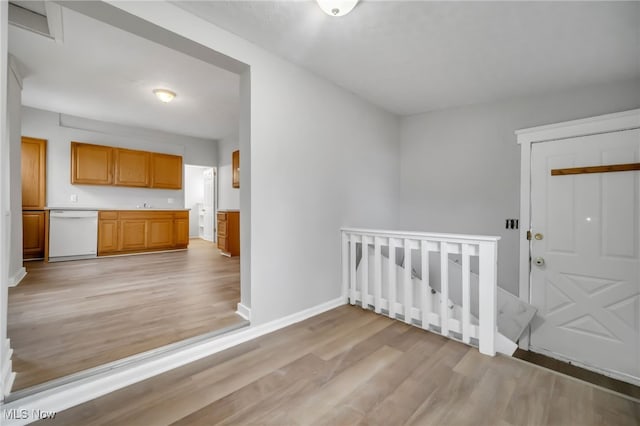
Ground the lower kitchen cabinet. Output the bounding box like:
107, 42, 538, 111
23, 210, 45, 259
97, 210, 189, 256
217, 210, 239, 256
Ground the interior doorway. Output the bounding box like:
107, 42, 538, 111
185, 165, 217, 242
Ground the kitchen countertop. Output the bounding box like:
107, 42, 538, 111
46, 207, 190, 211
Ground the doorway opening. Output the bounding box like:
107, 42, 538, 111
185, 165, 216, 242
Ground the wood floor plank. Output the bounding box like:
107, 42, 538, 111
8, 239, 242, 391
36, 306, 640, 426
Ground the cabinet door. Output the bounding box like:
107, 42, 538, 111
71, 142, 113, 185
21, 137, 47, 209
148, 218, 174, 249
150, 153, 182, 189
232, 150, 240, 188
119, 219, 147, 251
23, 211, 45, 259
114, 148, 150, 187
98, 220, 119, 254
174, 218, 189, 248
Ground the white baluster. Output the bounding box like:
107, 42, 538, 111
479, 241, 498, 356
388, 239, 397, 319
349, 235, 357, 305
361, 236, 369, 310
342, 232, 349, 303
421, 240, 430, 330
374, 237, 382, 314
461, 243, 471, 344
403, 239, 413, 324
440, 241, 449, 337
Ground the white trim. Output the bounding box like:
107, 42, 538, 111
7, 268, 25, 288
7, 55, 22, 90
516, 109, 640, 145
235, 303, 251, 321
516, 108, 640, 353
44, 2, 64, 44
1, 339, 15, 397
530, 345, 640, 388
0, 297, 346, 425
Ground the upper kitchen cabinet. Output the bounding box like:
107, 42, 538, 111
232, 150, 240, 188
70, 142, 183, 190
151, 153, 182, 189
71, 142, 113, 185
21, 137, 47, 209
114, 148, 150, 187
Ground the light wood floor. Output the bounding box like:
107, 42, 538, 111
8, 239, 242, 391
38, 306, 639, 426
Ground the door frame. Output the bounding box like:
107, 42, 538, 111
516, 109, 640, 351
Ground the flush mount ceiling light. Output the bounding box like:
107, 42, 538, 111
153, 88, 177, 103
316, 0, 359, 17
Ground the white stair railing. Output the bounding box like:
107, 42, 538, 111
341, 228, 500, 356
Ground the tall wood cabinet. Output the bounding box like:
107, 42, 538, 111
21, 137, 47, 259
217, 210, 240, 256
23, 211, 45, 260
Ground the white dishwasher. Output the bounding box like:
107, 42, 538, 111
49, 210, 98, 262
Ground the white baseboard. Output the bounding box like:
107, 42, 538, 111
235, 303, 251, 321
1, 339, 16, 398
8, 268, 26, 288
0, 296, 347, 425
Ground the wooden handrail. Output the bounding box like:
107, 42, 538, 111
551, 163, 640, 176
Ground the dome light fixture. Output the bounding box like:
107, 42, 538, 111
316, 0, 359, 17
153, 88, 177, 103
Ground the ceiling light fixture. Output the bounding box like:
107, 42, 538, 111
316, 0, 359, 17
153, 88, 177, 103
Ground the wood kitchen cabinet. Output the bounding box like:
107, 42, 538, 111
23, 211, 45, 259
71, 142, 113, 185
151, 153, 182, 189
147, 215, 174, 249
217, 210, 239, 256
174, 212, 189, 248
232, 150, 240, 188
21, 137, 47, 209
97, 213, 119, 255
114, 148, 150, 187
98, 210, 189, 256
71, 142, 183, 189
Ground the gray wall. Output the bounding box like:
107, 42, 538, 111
8, 62, 22, 282
399, 77, 640, 296
21, 106, 218, 210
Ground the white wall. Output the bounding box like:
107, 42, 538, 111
7, 61, 22, 283
184, 165, 205, 237
399, 78, 640, 296
21, 107, 218, 210
217, 133, 239, 210
110, 2, 401, 324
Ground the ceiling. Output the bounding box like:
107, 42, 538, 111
176, 1, 640, 116
9, 5, 240, 140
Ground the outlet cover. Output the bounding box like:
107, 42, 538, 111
168, 198, 174, 204
70, 194, 78, 203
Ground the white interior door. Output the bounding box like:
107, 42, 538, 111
203, 168, 215, 241
530, 128, 640, 383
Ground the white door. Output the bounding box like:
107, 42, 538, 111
530, 128, 640, 383
203, 168, 215, 241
